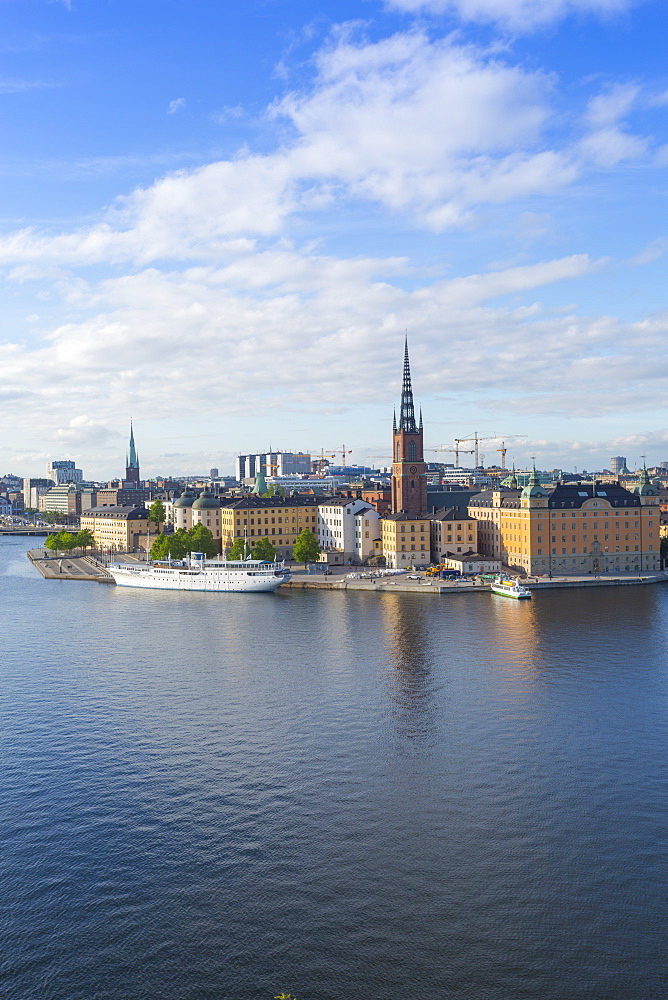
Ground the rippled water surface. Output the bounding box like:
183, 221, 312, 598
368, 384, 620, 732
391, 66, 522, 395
2, 536, 668, 1000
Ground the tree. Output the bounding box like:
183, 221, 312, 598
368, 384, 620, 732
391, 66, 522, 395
252, 536, 276, 561
293, 528, 320, 567
188, 523, 218, 558
74, 529, 95, 553
228, 536, 252, 560
45, 530, 76, 556
262, 486, 285, 498
150, 529, 189, 560
148, 499, 166, 529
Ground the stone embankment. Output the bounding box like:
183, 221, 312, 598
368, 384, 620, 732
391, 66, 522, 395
26, 550, 667, 593
28, 549, 113, 583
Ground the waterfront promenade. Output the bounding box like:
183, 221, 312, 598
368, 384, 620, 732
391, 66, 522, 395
27, 548, 667, 592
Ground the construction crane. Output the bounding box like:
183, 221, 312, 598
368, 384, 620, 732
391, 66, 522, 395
456, 432, 527, 469
426, 445, 474, 466
338, 445, 353, 467
496, 436, 528, 469
314, 449, 336, 475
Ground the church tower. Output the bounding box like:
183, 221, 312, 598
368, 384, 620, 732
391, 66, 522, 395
125, 420, 140, 486
391, 339, 428, 516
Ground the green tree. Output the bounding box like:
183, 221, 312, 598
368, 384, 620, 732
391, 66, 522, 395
228, 536, 252, 560
262, 486, 285, 498
148, 499, 166, 529
252, 536, 276, 561
293, 528, 320, 567
150, 529, 189, 560
46, 530, 76, 555
74, 528, 95, 553
188, 523, 218, 558
44, 533, 61, 555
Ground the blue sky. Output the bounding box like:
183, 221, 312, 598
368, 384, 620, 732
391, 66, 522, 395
2, 0, 668, 478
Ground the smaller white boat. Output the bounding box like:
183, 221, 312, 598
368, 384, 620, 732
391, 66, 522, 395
490, 575, 531, 599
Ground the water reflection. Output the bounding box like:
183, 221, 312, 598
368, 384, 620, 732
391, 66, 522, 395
379, 593, 436, 739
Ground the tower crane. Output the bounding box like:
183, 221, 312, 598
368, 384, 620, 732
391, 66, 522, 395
314, 449, 336, 474
496, 436, 528, 469
456, 432, 528, 469
338, 445, 353, 467
426, 445, 474, 466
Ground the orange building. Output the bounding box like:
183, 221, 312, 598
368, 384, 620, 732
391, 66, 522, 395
469, 468, 660, 576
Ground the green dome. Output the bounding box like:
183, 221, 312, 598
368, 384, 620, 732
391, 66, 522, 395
192, 487, 221, 510
521, 465, 548, 499
635, 465, 658, 497
173, 488, 195, 508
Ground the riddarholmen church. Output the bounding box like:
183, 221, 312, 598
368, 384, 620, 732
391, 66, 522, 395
381, 340, 432, 568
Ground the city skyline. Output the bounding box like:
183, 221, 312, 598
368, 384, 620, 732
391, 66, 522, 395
2, 0, 668, 478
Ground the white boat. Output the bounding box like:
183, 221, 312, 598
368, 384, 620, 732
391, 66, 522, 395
490, 575, 531, 600
108, 552, 291, 592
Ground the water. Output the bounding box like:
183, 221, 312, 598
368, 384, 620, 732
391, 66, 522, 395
1, 535, 667, 1000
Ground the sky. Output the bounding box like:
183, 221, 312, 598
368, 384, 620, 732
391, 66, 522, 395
2, 0, 668, 478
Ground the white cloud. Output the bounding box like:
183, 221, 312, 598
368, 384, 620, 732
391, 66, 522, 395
0, 30, 653, 267
384, 0, 637, 32
168, 97, 187, 115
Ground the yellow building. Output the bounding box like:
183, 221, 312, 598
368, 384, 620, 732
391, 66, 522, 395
219, 496, 320, 558
469, 468, 660, 576
430, 507, 478, 562
381, 513, 431, 569
80, 505, 149, 552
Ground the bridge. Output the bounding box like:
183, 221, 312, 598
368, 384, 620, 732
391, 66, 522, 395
0, 526, 64, 536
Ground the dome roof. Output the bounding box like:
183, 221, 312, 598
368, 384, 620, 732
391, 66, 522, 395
635, 465, 658, 496
173, 488, 195, 508
192, 487, 221, 510
521, 465, 548, 499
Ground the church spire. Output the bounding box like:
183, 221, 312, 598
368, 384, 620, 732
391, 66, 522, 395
127, 420, 139, 470
399, 336, 417, 433
125, 419, 140, 486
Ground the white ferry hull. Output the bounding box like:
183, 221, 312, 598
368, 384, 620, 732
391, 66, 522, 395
109, 559, 290, 593
490, 581, 531, 600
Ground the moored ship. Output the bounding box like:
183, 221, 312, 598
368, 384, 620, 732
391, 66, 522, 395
490, 575, 531, 600
108, 552, 291, 592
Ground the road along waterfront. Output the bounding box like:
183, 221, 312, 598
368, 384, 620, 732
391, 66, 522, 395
5, 534, 668, 1000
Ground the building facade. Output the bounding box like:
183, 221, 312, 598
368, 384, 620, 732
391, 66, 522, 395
80, 505, 150, 552
317, 497, 380, 563
236, 452, 312, 481
219, 496, 321, 559
46, 460, 83, 485
469, 469, 660, 576
381, 513, 431, 569
430, 508, 478, 562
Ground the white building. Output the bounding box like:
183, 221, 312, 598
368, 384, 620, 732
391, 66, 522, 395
236, 452, 311, 480
23, 478, 54, 509
317, 497, 380, 563
46, 460, 83, 485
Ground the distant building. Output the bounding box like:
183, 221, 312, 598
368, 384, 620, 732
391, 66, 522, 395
23, 478, 54, 509
46, 460, 83, 485
209, 468, 219, 479
611, 456, 630, 475
125, 421, 140, 486
236, 452, 311, 481
41, 484, 81, 516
